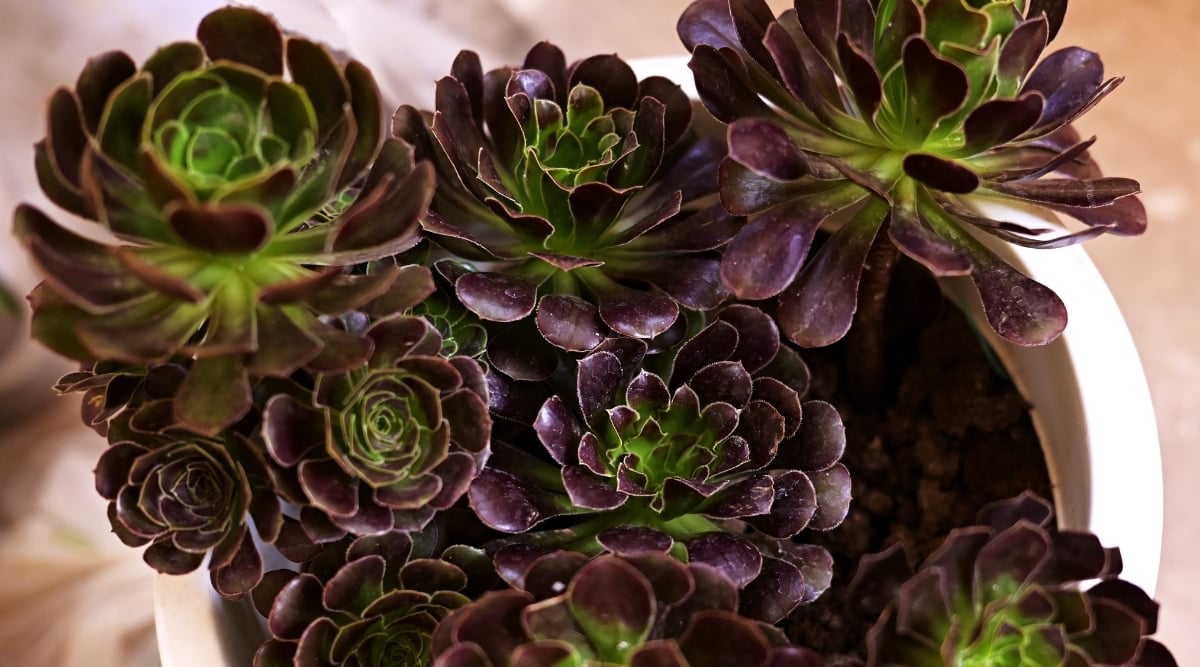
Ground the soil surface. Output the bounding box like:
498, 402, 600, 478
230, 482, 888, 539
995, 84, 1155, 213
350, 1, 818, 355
787, 260, 1053, 662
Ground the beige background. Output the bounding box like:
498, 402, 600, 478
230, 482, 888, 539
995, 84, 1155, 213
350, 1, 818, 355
0, 1, 1194, 665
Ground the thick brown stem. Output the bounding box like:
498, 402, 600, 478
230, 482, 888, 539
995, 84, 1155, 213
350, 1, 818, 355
846, 229, 900, 410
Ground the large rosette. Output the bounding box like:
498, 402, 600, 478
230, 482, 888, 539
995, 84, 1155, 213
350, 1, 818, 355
679, 0, 1144, 346
16, 6, 436, 433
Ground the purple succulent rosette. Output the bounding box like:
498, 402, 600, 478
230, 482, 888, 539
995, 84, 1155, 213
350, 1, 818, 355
94, 399, 281, 597
431, 552, 825, 666
262, 316, 492, 540
678, 0, 1145, 346
392, 42, 740, 362
470, 305, 849, 621
852, 492, 1177, 667
254, 531, 493, 667
14, 6, 437, 434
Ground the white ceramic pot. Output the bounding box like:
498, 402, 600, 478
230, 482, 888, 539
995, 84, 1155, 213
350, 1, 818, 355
155, 56, 1163, 665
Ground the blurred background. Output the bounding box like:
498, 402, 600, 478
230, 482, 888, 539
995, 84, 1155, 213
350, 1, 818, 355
0, 1, 1194, 665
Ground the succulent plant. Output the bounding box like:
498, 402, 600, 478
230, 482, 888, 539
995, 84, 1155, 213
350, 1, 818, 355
393, 43, 740, 354
852, 492, 1176, 666
15, 5, 436, 434
254, 531, 493, 667
94, 399, 281, 597
432, 552, 825, 666
261, 315, 492, 540
678, 0, 1144, 346
470, 306, 848, 621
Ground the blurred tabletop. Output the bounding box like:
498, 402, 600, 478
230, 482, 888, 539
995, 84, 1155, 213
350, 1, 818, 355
0, 1, 1195, 665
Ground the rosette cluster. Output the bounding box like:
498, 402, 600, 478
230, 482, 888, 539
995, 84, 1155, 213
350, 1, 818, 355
94, 399, 281, 596
16, 6, 436, 432
852, 492, 1176, 666
394, 43, 739, 351
255, 532, 493, 667
432, 552, 825, 666
262, 316, 492, 539
470, 306, 850, 621
679, 0, 1145, 346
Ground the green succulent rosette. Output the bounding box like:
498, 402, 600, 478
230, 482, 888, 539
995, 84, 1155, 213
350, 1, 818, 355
394, 42, 738, 369
431, 552, 826, 666
15, 6, 435, 434
262, 316, 492, 539
679, 0, 1144, 346
471, 306, 848, 623
852, 492, 1177, 666
254, 532, 494, 667
94, 399, 281, 597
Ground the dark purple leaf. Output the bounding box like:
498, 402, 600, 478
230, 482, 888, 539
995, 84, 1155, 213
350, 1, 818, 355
562, 465, 626, 510
686, 533, 762, 588
597, 527, 674, 556
793, 0, 840, 66
727, 118, 808, 181
999, 16, 1049, 84
165, 202, 272, 255
468, 466, 573, 533
987, 177, 1140, 209
778, 198, 885, 347
677, 0, 739, 52
888, 201, 971, 275
534, 396, 581, 465
197, 7, 283, 75
143, 539, 206, 575
262, 394, 326, 467
903, 154, 979, 194
808, 464, 851, 530
702, 474, 774, 519
901, 36, 969, 142
1049, 193, 1147, 236
456, 272, 540, 323
747, 470, 816, 538
1028, 0, 1068, 41
212, 530, 264, 597
690, 361, 753, 407
1088, 580, 1159, 634
960, 94, 1045, 156
734, 400, 784, 469
721, 201, 822, 300
688, 46, 772, 124
1022, 47, 1105, 133
965, 238, 1067, 345
536, 294, 606, 352
1075, 598, 1146, 664
739, 556, 807, 623
594, 280, 680, 340
679, 611, 770, 666
837, 34, 882, 121
568, 557, 656, 646
974, 523, 1052, 590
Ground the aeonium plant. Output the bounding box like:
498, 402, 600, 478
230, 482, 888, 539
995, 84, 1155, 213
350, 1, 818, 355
852, 493, 1175, 667
679, 0, 1144, 347
15, 5, 436, 434
7, 2, 1177, 667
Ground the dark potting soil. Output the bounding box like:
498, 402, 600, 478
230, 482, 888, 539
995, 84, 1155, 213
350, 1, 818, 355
787, 260, 1053, 662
